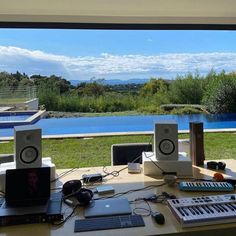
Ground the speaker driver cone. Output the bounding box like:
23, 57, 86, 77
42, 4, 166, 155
20, 146, 38, 164
159, 139, 175, 155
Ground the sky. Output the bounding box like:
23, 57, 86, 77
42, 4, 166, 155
0, 29, 236, 81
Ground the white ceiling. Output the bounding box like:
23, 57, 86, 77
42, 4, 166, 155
0, 0, 236, 25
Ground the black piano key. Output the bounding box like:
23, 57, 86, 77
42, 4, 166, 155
195, 206, 204, 214
212, 204, 223, 213
192, 206, 200, 215
217, 205, 226, 212
182, 207, 190, 216
225, 203, 235, 211
229, 203, 236, 210
177, 207, 185, 216
201, 205, 210, 214
187, 207, 196, 215
220, 204, 228, 212
205, 205, 215, 214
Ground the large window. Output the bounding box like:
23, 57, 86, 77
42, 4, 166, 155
1, 29, 235, 81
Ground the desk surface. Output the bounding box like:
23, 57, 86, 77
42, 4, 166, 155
1, 159, 236, 236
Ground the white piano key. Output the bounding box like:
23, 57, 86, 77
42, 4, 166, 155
167, 193, 236, 227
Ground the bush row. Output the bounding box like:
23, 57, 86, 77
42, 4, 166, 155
37, 70, 236, 114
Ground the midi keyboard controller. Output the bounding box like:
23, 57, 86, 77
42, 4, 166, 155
179, 181, 234, 192
167, 194, 236, 228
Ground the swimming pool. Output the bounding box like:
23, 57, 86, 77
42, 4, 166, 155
0, 110, 46, 128
0, 114, 32, 121
1, 113, 236, 138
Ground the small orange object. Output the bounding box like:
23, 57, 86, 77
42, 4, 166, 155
213, 172, 224, 181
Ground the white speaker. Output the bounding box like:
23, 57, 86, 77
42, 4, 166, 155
154, 122, 178, 161
14, 125, 42, 169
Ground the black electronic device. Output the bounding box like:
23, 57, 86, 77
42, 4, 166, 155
76, 188, 94, 206
74, 215, 145, 232
5, 167, 50, 207
62, 180, 93, 206
82, 173, 103, 183
0, 192, 63, 226
62, 180, 82, 196
152, 212, 165, 225
207, 161, 226, 170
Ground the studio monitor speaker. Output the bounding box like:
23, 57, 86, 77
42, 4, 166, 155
14, 125, 42, 169
190, 122, 205, 166
154, 122, 178, 161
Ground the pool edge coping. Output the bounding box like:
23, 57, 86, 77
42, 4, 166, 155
0, 110, 46, 127
1, 128, 236, 141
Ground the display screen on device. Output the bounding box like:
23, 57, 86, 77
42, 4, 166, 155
5, 167, 50, 206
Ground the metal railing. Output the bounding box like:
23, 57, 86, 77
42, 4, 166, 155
0, 86, 37, 104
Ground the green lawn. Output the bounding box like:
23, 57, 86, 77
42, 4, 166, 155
1, 133, 236, 169
0, 98, 28, 104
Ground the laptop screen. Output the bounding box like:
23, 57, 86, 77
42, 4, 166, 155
5, 167, 50, 206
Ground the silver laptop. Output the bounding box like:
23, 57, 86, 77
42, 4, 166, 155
84, 198, 132, 218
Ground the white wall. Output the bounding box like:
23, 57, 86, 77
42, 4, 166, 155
24, 98, 39, 110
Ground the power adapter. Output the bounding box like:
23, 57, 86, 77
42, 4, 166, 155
82, 173, 103, 183
128, 162, 141, 173
96, 185, 115, 194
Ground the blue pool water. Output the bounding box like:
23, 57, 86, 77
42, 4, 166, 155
0, 114, 31, 121
1, 113, 236, 137
1, 113, 236, 138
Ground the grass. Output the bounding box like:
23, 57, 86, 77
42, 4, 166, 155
0, 98, 28, 104
1, 133, 236, 169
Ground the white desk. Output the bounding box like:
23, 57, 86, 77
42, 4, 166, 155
0, 159, 236, 236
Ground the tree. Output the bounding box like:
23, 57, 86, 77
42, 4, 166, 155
31, 74, 71, 94
169, 73, 204, 104
203, 72, 236, 113
77, 81, 107, 96
140, 78, 169, 96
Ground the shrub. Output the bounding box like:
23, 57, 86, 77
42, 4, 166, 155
203, 73, 236, 113
170, 107, 203, 115
37, 86, 59, 110
169, 73, 204, 104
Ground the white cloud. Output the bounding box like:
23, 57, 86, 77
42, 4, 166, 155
0, 46, 236, 80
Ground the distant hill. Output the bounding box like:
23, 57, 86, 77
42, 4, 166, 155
70, 78, 150, 86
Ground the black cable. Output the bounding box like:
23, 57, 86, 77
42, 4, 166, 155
131, 199, 152, 217
52, 203, 79, 226
143, 152, 165, 173
94, 182, 167, 201
51, 168, 78, 183
102, 165, 129, 178
130, 191, 176, 217
102, 135, 154, 178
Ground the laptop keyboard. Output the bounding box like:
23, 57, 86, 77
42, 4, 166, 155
74, 215, 145, 232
